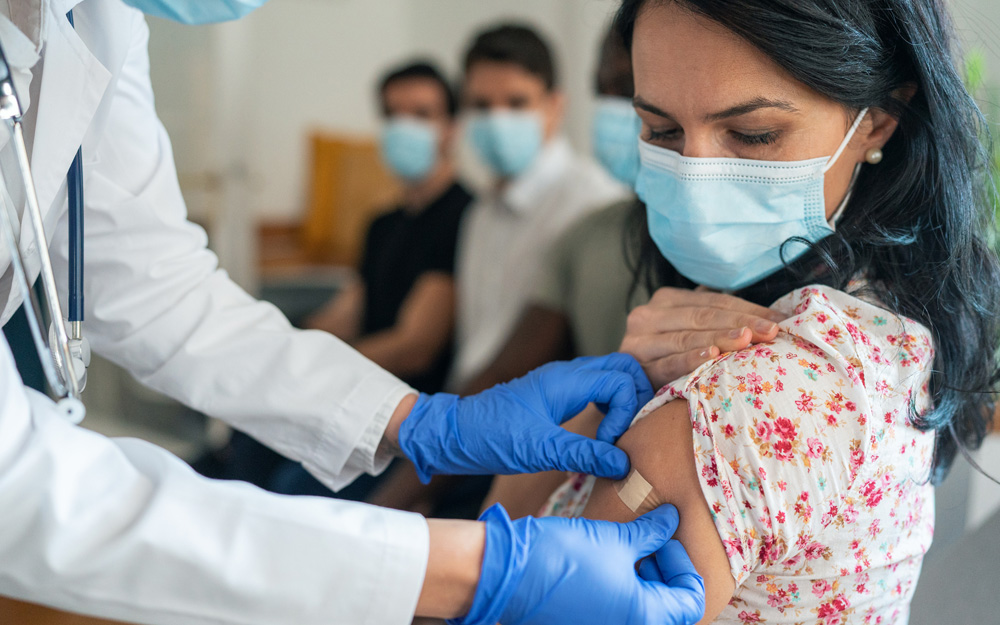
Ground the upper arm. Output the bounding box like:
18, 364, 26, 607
581, 400, 735, 624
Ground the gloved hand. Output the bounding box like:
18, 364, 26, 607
398, 353, 654, 482
450, 504, 706, 625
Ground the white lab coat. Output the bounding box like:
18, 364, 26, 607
0, 1, 429, 623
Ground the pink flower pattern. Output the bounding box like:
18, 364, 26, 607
541, 285, 936, 624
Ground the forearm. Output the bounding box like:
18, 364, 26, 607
355, 329, 443, 379
416, 519, 486, 619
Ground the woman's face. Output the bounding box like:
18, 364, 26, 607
632, 2, 890, 218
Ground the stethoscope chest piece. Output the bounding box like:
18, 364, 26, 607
57, 397, 86, 425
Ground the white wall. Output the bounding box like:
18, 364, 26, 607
148, 0, 621, 225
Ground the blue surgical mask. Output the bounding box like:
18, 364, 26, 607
592, 97, 642, 187
467, 111, 543, 178
380, 118, 439, 182
121, 0, 267, 23
637, 108, 868, 291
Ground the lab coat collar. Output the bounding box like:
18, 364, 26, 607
0, 1, 111, 259
30, 2, 110, 222
53, 0, 88, 18
3, 0, 46, 53
501, 136, 573, 214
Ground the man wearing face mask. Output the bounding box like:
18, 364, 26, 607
460, 26, 643, 405
306, 61, 471, 395
206, 61, 474, 501
450, 23, 628, 393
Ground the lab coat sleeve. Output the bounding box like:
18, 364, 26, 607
0, 338, 429, 625
54, 10, 413, 490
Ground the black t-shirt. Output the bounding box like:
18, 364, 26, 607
359, 182, 472, 393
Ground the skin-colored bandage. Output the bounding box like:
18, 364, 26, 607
614, 468, 656, 513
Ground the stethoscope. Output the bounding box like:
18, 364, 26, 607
0, 14, 88, 424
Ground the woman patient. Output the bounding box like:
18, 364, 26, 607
526, 1, 1000, 623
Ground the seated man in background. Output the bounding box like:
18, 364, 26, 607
461, 25, 641, 399
306, 61, 471, 394
449, 22, 628, 392
197, 61, 472, 501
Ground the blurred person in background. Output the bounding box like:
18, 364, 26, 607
197, 60, 472, 501
306, 61, 471, 394
449, 22, 628, 393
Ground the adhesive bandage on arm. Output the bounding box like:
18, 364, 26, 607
614, 468, 658, 514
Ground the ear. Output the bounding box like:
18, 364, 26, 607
860, 83, 917, 153
543, 90, 567, 139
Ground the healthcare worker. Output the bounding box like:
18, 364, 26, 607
0, 2, 707, 625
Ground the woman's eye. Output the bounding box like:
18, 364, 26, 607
731, 130, 779, 146
645, 128, 681, 142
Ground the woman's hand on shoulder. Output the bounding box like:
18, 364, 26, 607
621, 287, 785, 389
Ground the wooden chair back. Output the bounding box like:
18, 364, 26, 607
300, 131, 400, 266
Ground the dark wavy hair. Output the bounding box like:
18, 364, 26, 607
619, 0, 1000, 482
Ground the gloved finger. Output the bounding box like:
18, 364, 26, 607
620, 504, 680, 557
635, 575, 706, 625
536, 428, 631, 479
590, 371, 643, 443
655, 540, 705, 591
589, 352, 655, 410
636, 540, 706, 625
637, 555, 665, 584
550, 368, 639, 435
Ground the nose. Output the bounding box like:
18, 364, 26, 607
679, 132, 719, 159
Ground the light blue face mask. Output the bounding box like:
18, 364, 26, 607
592, 96, 642, 187
379, 118, 439, 182
121, 0, 267, 24
467, 111, 544, 178
637, 108, 868, 291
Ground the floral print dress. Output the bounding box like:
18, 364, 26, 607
541, 285, 936, 624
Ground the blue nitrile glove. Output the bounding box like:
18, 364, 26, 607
398, 353, 654, 482
449, 504, 706, 625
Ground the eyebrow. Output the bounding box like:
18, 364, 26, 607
633, 94, 799, 122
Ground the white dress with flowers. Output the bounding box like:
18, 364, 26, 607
541, 285, 937, 624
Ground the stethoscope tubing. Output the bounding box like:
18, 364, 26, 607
0, 173, 69, 397
9, 120, 81, 400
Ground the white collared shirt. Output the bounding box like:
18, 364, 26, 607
450, 137, 627, 389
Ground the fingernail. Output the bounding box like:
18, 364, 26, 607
729, 327, 746, 339
754, 320, 776, 334
699, 348, 711, 357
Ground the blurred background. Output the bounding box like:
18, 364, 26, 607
67, 0, 1000, 622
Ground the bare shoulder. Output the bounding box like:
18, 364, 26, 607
582, 399, 735, 623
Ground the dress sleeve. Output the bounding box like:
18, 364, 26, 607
672, 289, 878, 586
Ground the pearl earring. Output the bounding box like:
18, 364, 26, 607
865, 147, 883, 164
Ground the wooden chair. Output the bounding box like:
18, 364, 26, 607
0, 598, 125, 624
259, 131, 400, 273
